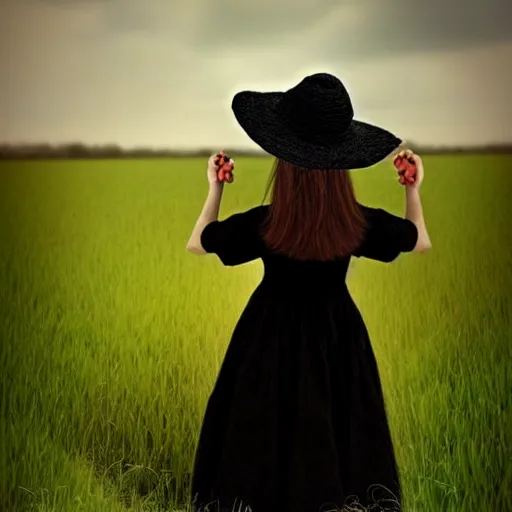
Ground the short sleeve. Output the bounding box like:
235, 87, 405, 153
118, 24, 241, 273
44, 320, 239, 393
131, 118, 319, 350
353, 207, 418, 263
200, 206, 265, 266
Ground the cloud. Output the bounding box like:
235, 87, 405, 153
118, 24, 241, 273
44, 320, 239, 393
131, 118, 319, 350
236, 0, 512, 63
19, 0, 512, 57
1, 0, 511, 146
116, 0, 512, 59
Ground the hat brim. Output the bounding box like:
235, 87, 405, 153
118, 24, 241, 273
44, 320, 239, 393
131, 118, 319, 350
232, 91, 402, 170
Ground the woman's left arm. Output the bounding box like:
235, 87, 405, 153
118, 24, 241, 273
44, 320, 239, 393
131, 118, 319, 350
186, 181, 224, 254
187, 153, 233, 254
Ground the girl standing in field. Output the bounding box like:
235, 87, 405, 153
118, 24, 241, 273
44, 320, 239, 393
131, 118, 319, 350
186, 73, 431, 512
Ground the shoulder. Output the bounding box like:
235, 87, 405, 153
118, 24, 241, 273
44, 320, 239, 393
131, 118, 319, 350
202, 205, 267, 240
241, 204, 270, 226
247, 204, 270, 217
358, 204, 385, 221
358, 204, 406, 229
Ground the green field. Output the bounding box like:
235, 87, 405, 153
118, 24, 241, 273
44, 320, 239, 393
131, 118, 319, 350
0, 155, 511, 512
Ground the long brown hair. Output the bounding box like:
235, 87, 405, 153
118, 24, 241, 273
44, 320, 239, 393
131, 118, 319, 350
261, 158, 366, 261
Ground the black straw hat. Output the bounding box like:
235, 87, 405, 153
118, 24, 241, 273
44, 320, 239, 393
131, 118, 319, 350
231, 73, 401, 170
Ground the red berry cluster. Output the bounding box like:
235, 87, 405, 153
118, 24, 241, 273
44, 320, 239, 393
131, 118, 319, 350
394, 153, 417, 185
214, 152, 235, 183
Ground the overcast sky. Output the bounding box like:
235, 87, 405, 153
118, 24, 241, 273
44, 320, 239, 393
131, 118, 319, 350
1, 0, 511, 148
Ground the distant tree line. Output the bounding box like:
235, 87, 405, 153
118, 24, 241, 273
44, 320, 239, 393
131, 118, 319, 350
0, 143, 268, 160
0, 142, 511, 160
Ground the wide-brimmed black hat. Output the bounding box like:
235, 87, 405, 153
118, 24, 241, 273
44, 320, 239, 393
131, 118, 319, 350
231, 73, 401, 170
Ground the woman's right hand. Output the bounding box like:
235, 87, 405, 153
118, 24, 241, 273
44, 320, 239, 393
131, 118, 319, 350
394, 149, 424, 189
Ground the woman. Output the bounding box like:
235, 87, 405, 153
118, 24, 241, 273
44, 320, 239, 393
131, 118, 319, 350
186, 73, 431, 512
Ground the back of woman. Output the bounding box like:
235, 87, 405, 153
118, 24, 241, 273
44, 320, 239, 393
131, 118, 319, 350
186, 72, 431, 512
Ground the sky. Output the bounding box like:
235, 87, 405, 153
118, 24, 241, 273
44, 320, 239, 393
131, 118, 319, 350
1, 0, 511, 149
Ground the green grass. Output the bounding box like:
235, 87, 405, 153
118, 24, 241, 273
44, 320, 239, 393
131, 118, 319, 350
0, 155, 511, 512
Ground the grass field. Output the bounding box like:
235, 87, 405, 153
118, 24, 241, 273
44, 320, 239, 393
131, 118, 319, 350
0, 155, 511, 512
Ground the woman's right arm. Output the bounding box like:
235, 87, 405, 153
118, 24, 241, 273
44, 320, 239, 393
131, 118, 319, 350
405, 186, 431, 252
396, 150, 432, 253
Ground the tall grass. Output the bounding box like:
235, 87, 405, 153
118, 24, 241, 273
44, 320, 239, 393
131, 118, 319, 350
0, 155, 511, 511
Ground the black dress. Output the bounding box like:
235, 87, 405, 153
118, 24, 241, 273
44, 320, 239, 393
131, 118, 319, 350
191, 204, 418, 512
